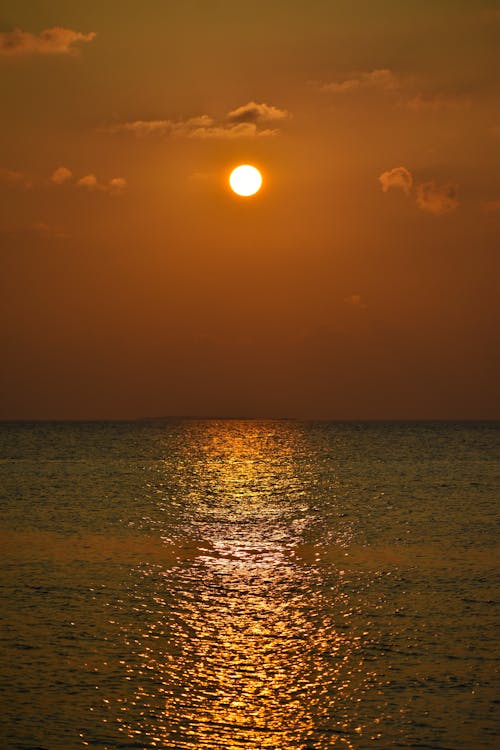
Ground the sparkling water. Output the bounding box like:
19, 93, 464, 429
1, 420, 498, 749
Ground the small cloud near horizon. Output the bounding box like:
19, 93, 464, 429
0, 27, 96, 56
103, 101, 290, 139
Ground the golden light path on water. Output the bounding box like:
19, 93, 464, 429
111, 423, 381, 749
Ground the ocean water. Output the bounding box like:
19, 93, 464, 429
0, 420, 498, 750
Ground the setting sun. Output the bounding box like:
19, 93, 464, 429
1, 5, 498, 750
229, 164, 262, 197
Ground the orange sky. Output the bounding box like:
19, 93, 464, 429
1, 1, 499, 419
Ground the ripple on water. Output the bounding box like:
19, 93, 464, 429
0, 420, 498, 749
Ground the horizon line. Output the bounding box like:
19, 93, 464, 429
0, 416, 499, 423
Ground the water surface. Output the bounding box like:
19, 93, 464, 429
1, 420, 498, 749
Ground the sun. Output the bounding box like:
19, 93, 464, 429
229, 164, 262, 197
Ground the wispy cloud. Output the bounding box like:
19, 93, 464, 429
416, 182, 459, 216
0, 166, 32, 188
319, 69, 399, 94
180, 122, 278, 139
103, 101, 290, 139
378, 167, 413, 195
318, 69, 472, 114
0, 27, 96, 56
405, 93, 471, 112
379, 167, 459, 216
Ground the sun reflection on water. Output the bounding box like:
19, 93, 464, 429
2, 421, 496, 750
112, 422, 376, 748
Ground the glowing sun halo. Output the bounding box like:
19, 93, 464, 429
229, 164, 262, 197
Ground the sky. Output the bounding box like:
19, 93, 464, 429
1, 0, 499, 419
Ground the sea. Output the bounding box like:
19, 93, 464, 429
0, 420, 498, 750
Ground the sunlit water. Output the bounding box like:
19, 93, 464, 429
1, 420, 498, 749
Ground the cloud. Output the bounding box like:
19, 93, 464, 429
0, 166, 33, 188
108, 177, 127, 194
1, 164, 126, 195
0, 27, 96, 56
51, 166, 73, 184
51, 168, 127, 194
416, 181, 459, 215
104, 119, 174, 137
226, 101, 290, 124
320, 68, 399, 94
77, 174, 99, 189
184, 122, 277, 139
405, 93, 470, 111
482, 199, 500, 213
103, 101, 289, 139
379, 166, 459, 216
378, 167, 413, 195
76, 173, 127, 193
318, 70, 474, 116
